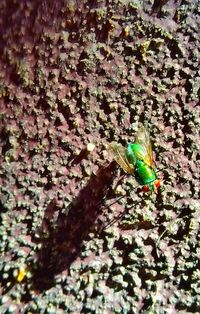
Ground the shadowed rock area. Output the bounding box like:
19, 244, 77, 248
0, 0, 199, 312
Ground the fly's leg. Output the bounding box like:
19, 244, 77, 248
102, 173, 126, 206
99, 205, 129, 235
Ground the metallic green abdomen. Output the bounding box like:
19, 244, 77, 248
126, 143, 156, 185
127, 143, 143, 166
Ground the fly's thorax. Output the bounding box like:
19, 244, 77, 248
134, 159, 157, 186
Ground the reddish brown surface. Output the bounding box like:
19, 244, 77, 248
0, 0, 199, 312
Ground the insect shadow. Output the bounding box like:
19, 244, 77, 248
31, 162, 117, 292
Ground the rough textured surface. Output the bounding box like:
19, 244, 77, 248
0, 0, 199, 313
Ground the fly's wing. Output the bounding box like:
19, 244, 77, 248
108, 142, 134, 174
134, 124, 154, 167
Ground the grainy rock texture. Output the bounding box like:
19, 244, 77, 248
0, 0, 199, 313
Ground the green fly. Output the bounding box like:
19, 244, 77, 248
108, 124, 160, 193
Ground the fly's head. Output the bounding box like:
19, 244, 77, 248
142, 179, 161, 193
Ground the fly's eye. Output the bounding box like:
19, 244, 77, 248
142, 185, 149, 192
155, 180, 161, 189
